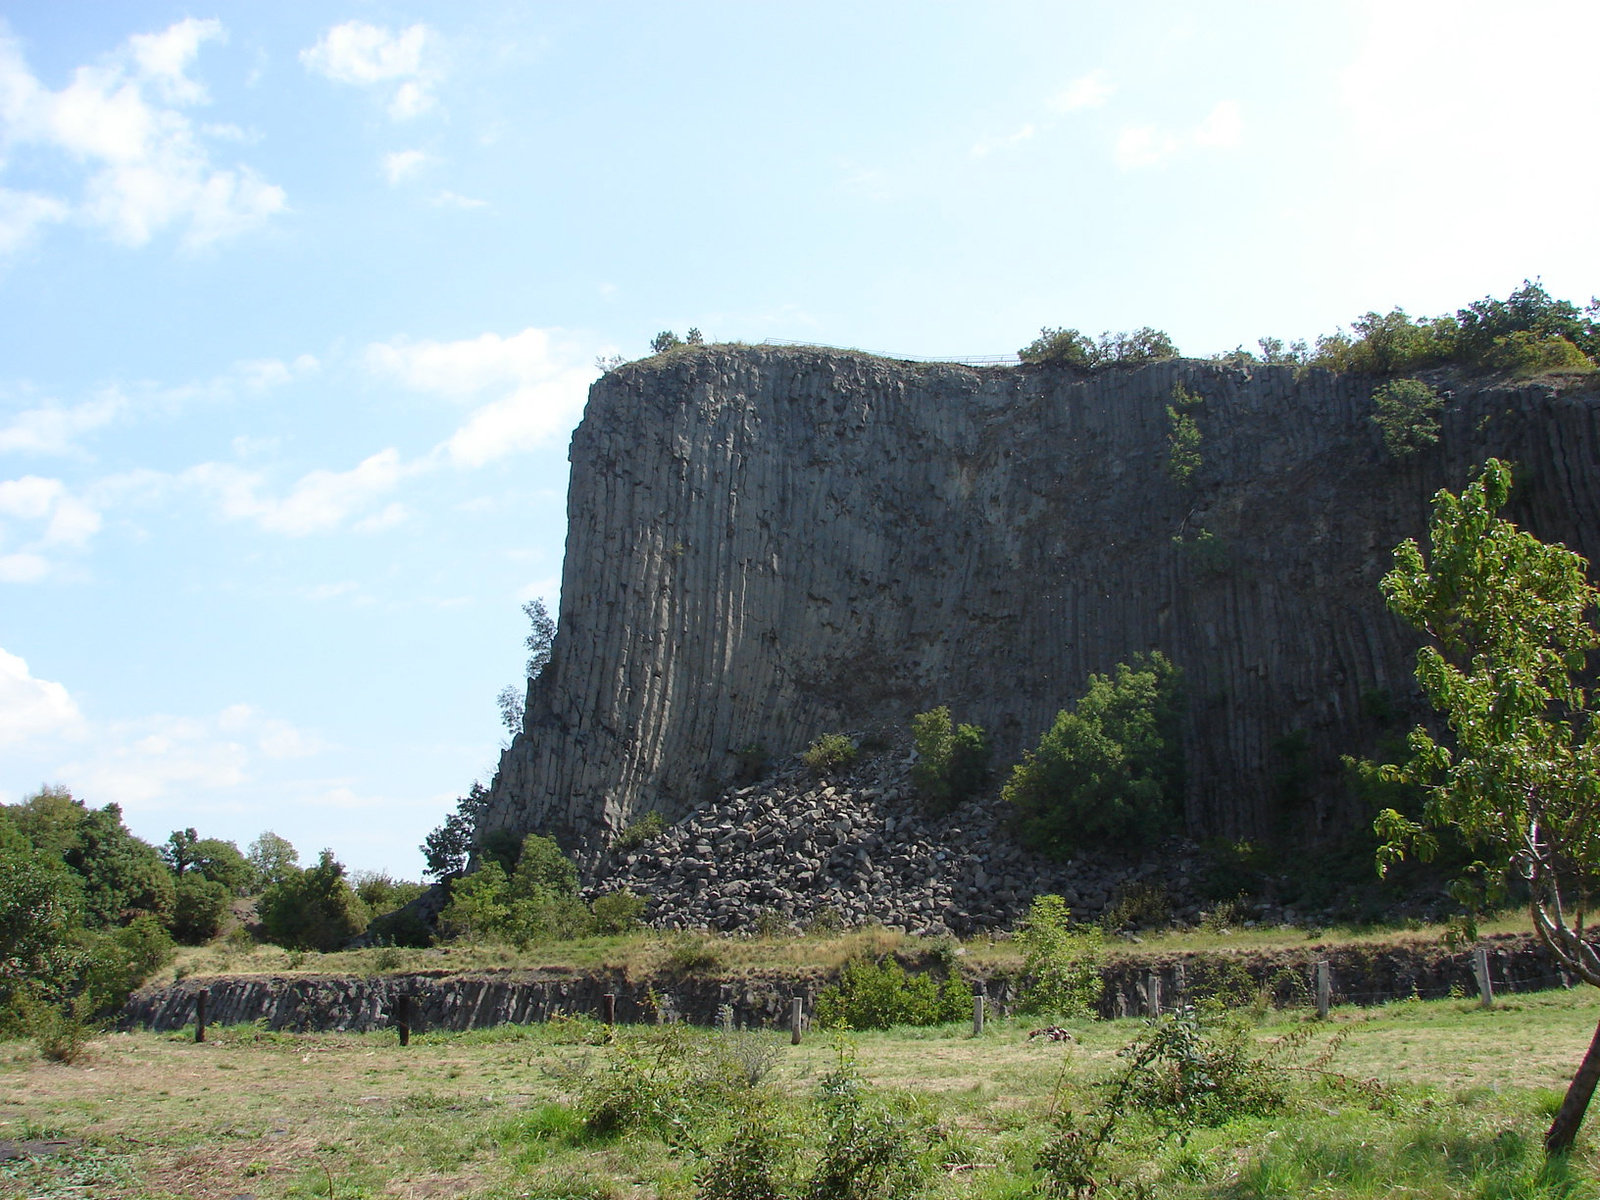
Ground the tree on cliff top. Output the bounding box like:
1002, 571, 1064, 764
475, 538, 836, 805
1375, 458, 1600, 1154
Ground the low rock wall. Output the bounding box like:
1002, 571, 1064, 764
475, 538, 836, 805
121, 934, 1568, 1035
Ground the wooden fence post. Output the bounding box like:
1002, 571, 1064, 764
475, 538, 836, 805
1145, 971, 1162, 1018
603, 993, 617, 1026
791, 996, 804, 1045
1315, 961, 1331, 1018
396, 994, 411, 1047
1473, 946, 1494, 1009
973, 987, 985, 1037
195, 988, 209, 1044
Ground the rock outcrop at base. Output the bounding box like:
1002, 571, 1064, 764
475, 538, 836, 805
484, 345, 1600, 851
590, 740, 1206, 936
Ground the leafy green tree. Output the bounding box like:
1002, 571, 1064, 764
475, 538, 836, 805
1004, 652, 1184, 856
1016, 894, 1104, 1017
651, 330, 684, 354
910, 707, 991, 814
1456, 279, 1599, 365
0, 817, 85, 1023
1019, 327, 1094, 367
1374, 458, 1600, 1154
421, 782, 489, 881
1370, 378, 1444, 457
186, 838, 252, 894
257, 850, 369, 951
59, 802, 173, 928
170, 873, 231, 944
1094, 327, 1178, 366
246, 830, 300, 891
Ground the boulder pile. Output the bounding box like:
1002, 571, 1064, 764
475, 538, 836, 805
588, 740, 1210, 936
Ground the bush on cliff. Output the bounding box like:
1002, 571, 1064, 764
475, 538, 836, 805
910, 708, 991, 814
803, 733, 859, 777
1019, 326, 1179, 369
1004, 652, 1183, 857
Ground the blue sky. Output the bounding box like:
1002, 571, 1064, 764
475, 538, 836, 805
3, 0, 1597, 877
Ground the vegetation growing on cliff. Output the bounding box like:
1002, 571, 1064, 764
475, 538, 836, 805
1005, 651, 1184, 857
909, 707, 991, 815
1019, 325, 1179, 368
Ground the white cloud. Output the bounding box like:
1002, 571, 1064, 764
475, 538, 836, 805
233, 353, 318, 391
366, 327, 595, 466
0, 390, 124, 455
0, 187, 68, 253
0, 552, 47, 582
0, 475, 101, 577
383, 148, 430, 184
1051, 71, 1114, 112
971, 123, 1037, 158
1114, 126, 1181, 169
430, 189, 487, 209
301, 22, 437, 120
186, 447, 409, 536
353, 501, 407, 532
1193, 99, 1243, 149
0, 646, 82, 746
1114, 101, 1243, 170
0, 18, 285, 250
367, 327, 564, 398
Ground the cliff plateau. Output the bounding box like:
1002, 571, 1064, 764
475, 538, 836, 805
482, 346, 1600, 854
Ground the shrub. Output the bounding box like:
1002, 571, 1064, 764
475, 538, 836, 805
815, 957, 972, 1030
1165, 384, 1203, 484
1016, 894, 1103, 1017
1482, 331, 1594, 375
1019, 327, 1179, 369
802, 734, 858, 776
1370, 378, 1444, 457
733, 743, 770, 784
591, 889, 646, 934
1004, 651, 1183, 856
697, 1102, 789, 1200
170, 873, 231, 944
1020, 327, 1095, 368
613, 812, 666, 852
651, 331, 684, 354
257, 850, 370, 951
909, 708, 991, 814
808, 1051, 941, 1200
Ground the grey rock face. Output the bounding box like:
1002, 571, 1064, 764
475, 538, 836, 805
482, 346, 1600, 851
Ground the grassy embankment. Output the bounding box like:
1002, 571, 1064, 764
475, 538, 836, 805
153, 910, 1543, 985
7, 919, 1599, 1200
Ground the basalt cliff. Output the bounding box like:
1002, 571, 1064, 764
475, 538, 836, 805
482, 346, 1600, 856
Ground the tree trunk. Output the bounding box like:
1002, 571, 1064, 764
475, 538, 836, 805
1546, 1013, 1600, 1154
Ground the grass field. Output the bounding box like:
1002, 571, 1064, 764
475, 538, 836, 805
5, 980, 1600, 1199
150, 910, 1543, 988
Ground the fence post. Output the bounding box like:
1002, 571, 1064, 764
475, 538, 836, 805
1315, 961, 1331, 1018
602, 993, 617, 1026
1472, 946, 1494, 1009
1145, 971, 1162, 1018
1173, 963, 1186, 1009
396, 994, 411, 1047
973, 984, 985, 1037
791, 996, 804, 1045
195, 988, 209, 1044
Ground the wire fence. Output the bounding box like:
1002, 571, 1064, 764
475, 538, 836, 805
760, 338, 1021, 367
